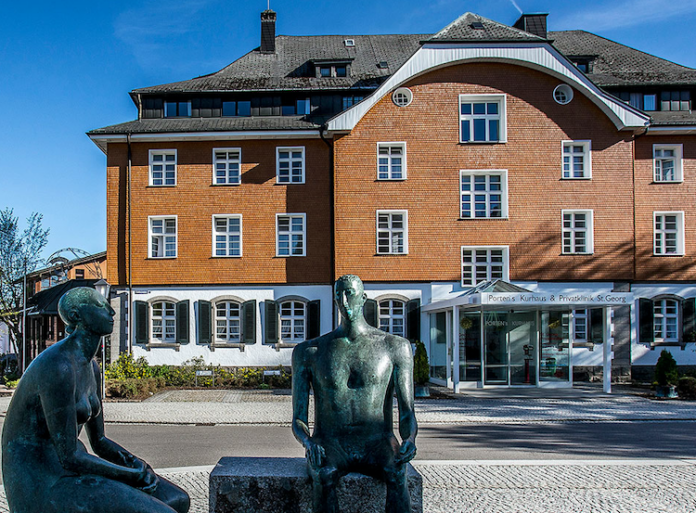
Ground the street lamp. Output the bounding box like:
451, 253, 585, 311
94, 279, 111, 399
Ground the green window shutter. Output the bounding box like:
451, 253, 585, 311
682, 298, 696, 342
134, 300, 149, 345
264, 300, 279, 344
176, 300, 190, 344
406, 299, 421, 342
589, 308, 604, 344
197, 300, 212, 344
307, 300, 321, 339
364, 299, 378, 328
639, 298, 654, 344
242, 300, 257, 344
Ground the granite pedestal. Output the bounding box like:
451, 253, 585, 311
210, 457, 423, 513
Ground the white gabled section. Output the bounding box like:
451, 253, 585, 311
327, 43, 650, 133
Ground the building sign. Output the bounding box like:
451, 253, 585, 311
478, 292, 633, 307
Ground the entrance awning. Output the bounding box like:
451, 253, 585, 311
423, 280, 633, 312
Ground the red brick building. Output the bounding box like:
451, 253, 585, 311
89, 11, 696, 389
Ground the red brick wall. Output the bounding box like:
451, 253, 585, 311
635, 135, 696, 280
334, 62, 636, 283
106, 139, 332, 286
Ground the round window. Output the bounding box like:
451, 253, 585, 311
392, 87, 413, 107
553, 84, 574, 105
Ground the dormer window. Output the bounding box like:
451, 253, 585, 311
164, 101, 191, 117
314, 60, 352, 78
344, 39, 355, 47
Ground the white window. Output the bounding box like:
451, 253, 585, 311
212, 215, 242, 257
149, 150, 177, 186
562, 141, 591, 179
276, 147, 305, 184
460, 170, 508, 218
149, 216, 177, 258
654, 299, 679, 342
215, 301, 241, 343
151, 301, 176, 342
377, 143, 406, 180
213, 148, 241, 185
280, 300, 306, 342
376, 211, 408, 254
459, 94, 506, 143
562, 210, 594, 254
573, 309, 588, 342
654, 212, 684, 256
379, 299, 405, 337
461, 246, 509, 286
276, 214, 306, 257
653, 145, 683, 183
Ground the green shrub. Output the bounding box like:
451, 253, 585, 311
5, 379, 19, 389
413, 340, 429, 385
677, 376, 696, 399
106, 377, 165, 400
655, 349, 679, 386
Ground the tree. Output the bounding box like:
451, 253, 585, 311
0, 209, 49, 356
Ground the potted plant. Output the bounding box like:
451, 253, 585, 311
413, 340, 430, 398
654, 349, 678, 398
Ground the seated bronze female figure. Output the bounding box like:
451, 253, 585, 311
1, 287, 189, 513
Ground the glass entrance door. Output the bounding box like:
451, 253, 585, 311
484, 311, 538, 386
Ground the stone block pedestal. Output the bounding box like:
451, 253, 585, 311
210, 457, 423, 513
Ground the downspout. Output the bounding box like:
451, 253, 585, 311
127, 133, 133, 354
319, 123, 336, 328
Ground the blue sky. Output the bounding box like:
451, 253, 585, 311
1, 0, 695, 260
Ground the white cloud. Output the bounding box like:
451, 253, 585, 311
554, 0, 696, 31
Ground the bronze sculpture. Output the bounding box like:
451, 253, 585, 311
1, 287, 189, 513
292, 275, 418, 513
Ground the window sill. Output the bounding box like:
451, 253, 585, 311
459, 141, 506, 145
561, 252, 595, 256
375, 252, 409, 256
211, 255, 242, 259
275, 254, 306, 258
212, 183, 242, 187
651, 180, 683, 184
210, 342, 245, 352
652, 253, 685, 257
573, 342, 596, 351
147, 257, 178, 260
376, 178, 408, 182
458, 217, 508, 221
560, 177, 592, 181
147, 185, 177, 188
273, 342, 299, 351
145, 342, 181, 351
275, 181, 306, 185
648, 341, 689, 349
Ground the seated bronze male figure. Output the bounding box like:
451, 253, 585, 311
292, 274, 418, 513
1, 287, 190, 513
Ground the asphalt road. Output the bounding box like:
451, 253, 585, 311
100, 421, 696, 469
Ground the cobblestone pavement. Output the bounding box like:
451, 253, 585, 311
3, 461, 689, 513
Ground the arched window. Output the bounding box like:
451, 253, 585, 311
280, 300, 306, 342
379, 299, 405, 338
654, 299, 679, 343
215, 301, 241, 343
151, 301, 176, 343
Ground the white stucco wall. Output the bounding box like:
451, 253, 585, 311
0, 322, 10, 354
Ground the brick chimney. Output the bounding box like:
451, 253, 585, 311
260, 10, 276, 53
513, 13, 548, 39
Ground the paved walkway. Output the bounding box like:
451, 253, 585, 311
1, 387, 695, 512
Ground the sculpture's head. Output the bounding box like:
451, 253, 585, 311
58, 287, 115, 336
334, 274, 367, 323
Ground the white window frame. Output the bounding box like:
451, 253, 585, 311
461, 246, 509, 286
151, 301, 176, 343
460, 170, 508, 219
653, 211, 685, 256
376, 210, 408, 255
149, 150, 177, 186
378, 299, 406, 337
276, 213, 306, 257
212, 148, 242, 185
214, 300, 242, 343
212, 215, 242, 258
653, 144, 683, 183
276, 147, 305, 184
377, 142, 407, 180
572, 309, 588, 342
280, 300, 306, 343
654, 298, 679, 343
562, 210, 594, 254
561, 140, 592, 179
148, 216, 177, 259
459, 94, 507, 143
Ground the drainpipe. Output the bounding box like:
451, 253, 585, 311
127, 133, 133, 354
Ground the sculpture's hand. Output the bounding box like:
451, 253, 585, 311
305, 439, 326, 468
138, 466, 160, 495
395, 440, 417, 465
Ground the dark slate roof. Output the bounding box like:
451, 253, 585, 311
27, 280, 98, 316
88, 116, 321, 135
132, 34, 428, 94
550, 30, 696, 87
427, 12, 545, 42
650, 111, 696, 126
